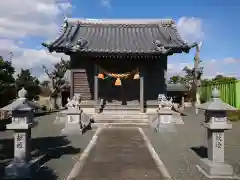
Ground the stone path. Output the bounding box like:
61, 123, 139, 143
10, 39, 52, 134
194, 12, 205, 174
74, 128, 164, 180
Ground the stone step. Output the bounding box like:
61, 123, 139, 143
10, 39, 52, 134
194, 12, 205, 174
98, 104, 140, 111
103, 108, 140, 111
94, 118, 148, 121
94, 119, 149, 123
92, 123, 149, 128
93, 114, 149, 119
98, 111, 145, 115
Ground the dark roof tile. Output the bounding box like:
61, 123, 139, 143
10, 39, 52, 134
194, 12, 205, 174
43, 18, 196, 55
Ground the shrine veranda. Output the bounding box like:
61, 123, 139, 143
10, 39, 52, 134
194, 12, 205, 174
43, 18, 195, 113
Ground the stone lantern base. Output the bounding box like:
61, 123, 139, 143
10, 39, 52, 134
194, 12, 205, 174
196, 158, 237, 179
5, 161, 32, 179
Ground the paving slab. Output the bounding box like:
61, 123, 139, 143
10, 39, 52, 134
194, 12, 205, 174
74, 127, 164, 180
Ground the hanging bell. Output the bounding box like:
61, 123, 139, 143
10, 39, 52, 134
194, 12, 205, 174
115, 78, 122, 86
97, 73, 104, 79
133, 73, 140, 80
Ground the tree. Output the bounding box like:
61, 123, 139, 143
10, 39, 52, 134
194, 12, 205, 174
41, 80, 50, 87
0, 56, 16, 107
0, 56, 15, 83
42, 58, 70, 109
201, 78, 211, 85
182, 65, 204, 104
168, 75, 185, 84
15, 69, 40, 100
212, 75, 236, 82
201, 75, 237, 85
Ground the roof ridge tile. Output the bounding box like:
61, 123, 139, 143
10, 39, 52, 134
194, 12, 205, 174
67, 18, 175, 26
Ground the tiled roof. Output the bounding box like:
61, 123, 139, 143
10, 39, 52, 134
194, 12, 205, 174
43, 18, 196, 55
167, 84, 188, 92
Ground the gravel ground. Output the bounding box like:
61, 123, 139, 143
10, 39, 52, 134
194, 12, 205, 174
0, 112, 95, 180
144, 107, 240, 180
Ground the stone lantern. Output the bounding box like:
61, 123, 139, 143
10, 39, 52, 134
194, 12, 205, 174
0, 88, 40, 179
196, 88, 237, 178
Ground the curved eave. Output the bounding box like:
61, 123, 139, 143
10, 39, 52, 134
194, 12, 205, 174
42, 43, 195, 56
41, 18, 197, 56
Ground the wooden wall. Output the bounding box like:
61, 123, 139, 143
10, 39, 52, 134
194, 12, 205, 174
142, 56, 167, 102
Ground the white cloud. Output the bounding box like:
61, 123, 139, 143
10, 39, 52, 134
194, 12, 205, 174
222, 57, 239, 64
170, 17, 239, 79
167, 57, 240, 80
177, 17, 204, 44
0, 6, 237, 83
100, 0, 111, 8
0, 0, 64, 39
0, 0, 71, 80
168, 62, 192, 74
38, 73, 50, 82
0, 39, 68, 76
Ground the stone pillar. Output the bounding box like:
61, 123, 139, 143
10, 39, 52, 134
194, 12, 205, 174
0, 88, 39, 179
94, 65, 99, 113
195, 91, 200, 114
140, 74, 144, 113
181, 96, 185, 107
196, 88, 237, 179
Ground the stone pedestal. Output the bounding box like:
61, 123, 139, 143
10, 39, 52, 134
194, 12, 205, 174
61, 108, 82, 135
159, 110, 172, 124
196, 88, 237, 179
150, 109, 183, 132
197, 158, 234, 178
197, 128, 235, 178
5, 128, 33, 179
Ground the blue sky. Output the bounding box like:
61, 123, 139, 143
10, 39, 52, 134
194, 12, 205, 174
67, 0, 240, 78
0, 0, 239, 80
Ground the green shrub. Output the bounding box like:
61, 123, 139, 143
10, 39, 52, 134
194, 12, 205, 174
227, 110, 240, 122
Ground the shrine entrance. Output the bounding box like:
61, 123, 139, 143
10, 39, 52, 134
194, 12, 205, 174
99, 78, 140, 105
96, 59, 141, 106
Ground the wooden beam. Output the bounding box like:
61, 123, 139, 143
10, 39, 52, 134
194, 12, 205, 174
70, 70, 74, 98
94, 65, 99, 113
140, 73, 144, 113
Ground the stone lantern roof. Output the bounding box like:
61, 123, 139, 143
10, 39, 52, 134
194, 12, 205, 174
197, 88, 236, 111
1, 88, 40, 111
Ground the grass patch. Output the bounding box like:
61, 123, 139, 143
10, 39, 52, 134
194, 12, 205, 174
227, 110, 240, 122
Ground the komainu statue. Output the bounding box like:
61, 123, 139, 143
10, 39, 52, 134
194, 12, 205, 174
157, 94, 173, 110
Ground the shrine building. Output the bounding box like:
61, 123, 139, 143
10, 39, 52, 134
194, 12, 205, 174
42, 18, 195, 113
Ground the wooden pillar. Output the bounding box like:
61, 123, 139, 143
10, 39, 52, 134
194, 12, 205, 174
140, 73, 144, 113
70, 70, 74, 98
94, 65, 99, 113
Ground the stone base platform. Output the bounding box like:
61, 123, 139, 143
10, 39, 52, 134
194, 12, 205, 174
196, 158, 239, 179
